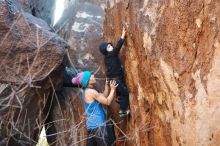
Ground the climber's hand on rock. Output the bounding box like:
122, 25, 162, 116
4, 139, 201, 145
121, 26, 126, 39
123, 26, 126, 34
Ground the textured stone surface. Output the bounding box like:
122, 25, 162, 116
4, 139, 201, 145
21, 0, 55, 25
0, 0, 67, 145
56, 0, 105, 75
3, 0, 220, 145
103, 0, 220, 145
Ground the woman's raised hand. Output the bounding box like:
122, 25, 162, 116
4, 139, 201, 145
109, 80, 118, 90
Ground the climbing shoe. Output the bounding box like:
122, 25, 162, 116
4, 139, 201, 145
116, 98, 121, 104
119, 110, 130, 118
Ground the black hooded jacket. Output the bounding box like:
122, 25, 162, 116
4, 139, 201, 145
100, 38, 125, 78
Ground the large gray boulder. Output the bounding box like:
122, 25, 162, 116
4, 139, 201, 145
0, 1, 67, 145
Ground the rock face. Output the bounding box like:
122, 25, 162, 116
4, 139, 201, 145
0, 0, 67, 145
3, 0, 220, 145
103, 0, 220, 146
56, 0, 105, 74
18, 0, 55, 25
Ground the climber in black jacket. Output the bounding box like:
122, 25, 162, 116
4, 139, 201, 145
99, 27, 130, 117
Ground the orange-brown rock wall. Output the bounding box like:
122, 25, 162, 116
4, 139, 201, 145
104, 0, 220, 145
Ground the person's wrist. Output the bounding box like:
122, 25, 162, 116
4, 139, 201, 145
110, 88, 115, 92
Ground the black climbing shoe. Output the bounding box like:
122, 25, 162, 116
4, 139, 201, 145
119, 110, 130, 118
116, 98, 121, 104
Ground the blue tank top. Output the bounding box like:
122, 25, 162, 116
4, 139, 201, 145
82, 89, 105, 130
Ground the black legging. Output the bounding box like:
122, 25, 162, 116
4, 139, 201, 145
116, 78, 129, 111
86, 121, 116, 146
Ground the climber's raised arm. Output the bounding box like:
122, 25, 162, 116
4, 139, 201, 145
113, 27, 126, 54
90, 80, 118, 105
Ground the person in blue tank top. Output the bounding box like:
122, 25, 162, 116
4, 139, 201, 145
72, 71, 118, 146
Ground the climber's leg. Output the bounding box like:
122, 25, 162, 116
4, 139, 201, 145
95, 121, 116, 146
87, 121, 116, 146
116, 79, 130, 117
86, 129, 97, 146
